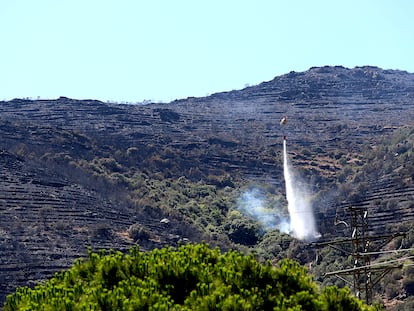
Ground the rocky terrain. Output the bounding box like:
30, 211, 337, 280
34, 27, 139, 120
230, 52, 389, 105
1, 65, 414, 303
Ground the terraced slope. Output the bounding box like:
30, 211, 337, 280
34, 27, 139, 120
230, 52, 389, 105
1, 66, 413, 183
0, 150, 203, 300
0, 65, 414, 302
320, 175, 414, 238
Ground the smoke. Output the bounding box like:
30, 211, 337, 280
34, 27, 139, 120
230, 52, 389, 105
237, 188, 290, 234
236, 141, 320, 242
283, 140, 320, 242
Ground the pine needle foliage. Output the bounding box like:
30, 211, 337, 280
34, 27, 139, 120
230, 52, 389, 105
4, 243, 375, 311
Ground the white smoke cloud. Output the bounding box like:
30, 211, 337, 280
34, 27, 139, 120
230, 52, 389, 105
237, 188, 290, 234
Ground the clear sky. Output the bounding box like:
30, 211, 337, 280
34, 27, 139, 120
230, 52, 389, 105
1, 0, 413, 103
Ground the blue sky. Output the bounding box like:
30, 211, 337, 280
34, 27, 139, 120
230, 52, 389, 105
1, 0, 413, 102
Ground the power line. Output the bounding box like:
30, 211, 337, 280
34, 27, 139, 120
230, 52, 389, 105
325, 255, 414, 276
373, 255, 414, 266
314, 206, 406, 305
360, 247, 414, 256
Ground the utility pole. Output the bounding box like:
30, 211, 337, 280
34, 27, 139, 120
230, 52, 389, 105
314, 206, 405, 305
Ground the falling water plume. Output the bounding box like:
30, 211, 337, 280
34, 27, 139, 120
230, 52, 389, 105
283, 139, 320, 241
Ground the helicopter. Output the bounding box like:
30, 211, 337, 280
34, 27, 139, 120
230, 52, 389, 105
280, 115, 287, 140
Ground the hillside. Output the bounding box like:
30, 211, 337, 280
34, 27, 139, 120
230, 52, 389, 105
1, 65, 414, 305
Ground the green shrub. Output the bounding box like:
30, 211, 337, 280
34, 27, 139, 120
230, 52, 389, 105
127, 223, 151, 242
4, 243, 375, 310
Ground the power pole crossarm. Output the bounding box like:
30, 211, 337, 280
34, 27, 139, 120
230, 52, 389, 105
317, 206, 406, 305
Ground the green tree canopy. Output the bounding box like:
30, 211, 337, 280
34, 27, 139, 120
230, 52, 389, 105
4, 243, 375, 310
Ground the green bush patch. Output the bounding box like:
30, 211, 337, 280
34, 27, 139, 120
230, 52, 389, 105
4, 243, 375, 310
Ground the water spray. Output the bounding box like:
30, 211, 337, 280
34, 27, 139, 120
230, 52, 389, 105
283, 138, 320, 241
235, 115, 319, 242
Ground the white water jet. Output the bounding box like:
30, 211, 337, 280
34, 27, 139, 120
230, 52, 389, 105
283, 140, 320, 241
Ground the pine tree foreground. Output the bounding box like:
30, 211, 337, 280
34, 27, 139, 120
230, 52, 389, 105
4, 243, 377, 310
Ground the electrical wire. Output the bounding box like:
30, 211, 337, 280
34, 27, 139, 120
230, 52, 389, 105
325, 255, 414, 276
360, 247, 414, 256
370, 255, 414, 267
